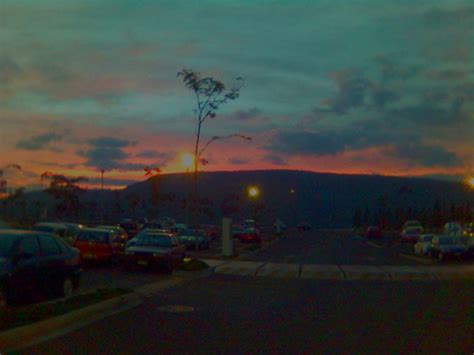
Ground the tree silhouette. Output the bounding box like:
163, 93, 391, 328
46, 174, 87, 219
177, 69, 245, 197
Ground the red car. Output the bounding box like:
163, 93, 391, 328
73, 228, 126, 263
400, 227, 422, 243
240, 228, 262, 243
366, 226, 382, 239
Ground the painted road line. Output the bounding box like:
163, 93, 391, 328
214, 261, 265, 276
399, 254, 435, 265
367, 241, 385, 249
300, 265, 345, 280
340, 265, 391, 280
256, 263, 300, 278
379, 266, 436, 280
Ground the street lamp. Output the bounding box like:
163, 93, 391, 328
247, 186, 260, 222
248, 186, 260, 199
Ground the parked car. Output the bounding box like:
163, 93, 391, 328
443, 222, 463, 237
156, 217, 176, 229
414, 234, 435, 256
143, 221, 164, 230
63, 223, 85, 238
242, 219, 257, 229
170, 223, 187, 236
231, 225, 244, 239
462, 222, 474, 237
297, 222, 312, 232
403, 220, 423, 232
73, 228, 126, 263
400, 227, 422, 243
429, 235, 468, 261
122, 233, 185, 272
32, 222, 75, 245
135, 228, 168, 238
119, 220, 140, 238
96, 225, 129, 241
200, 224, 220, 239
179, 229, 210, 250
0, 229, 81, 306
366, 226, 382, 239
240, 228, 262, 243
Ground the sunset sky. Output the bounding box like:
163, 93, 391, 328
1, 0, 473, 189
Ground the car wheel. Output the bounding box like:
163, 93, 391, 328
61, 278, 74, 298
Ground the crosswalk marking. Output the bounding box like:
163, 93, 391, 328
206, 260, 474, 280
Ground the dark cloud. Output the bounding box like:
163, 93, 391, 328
394, 144, 462, 168
387, 97, 468, 126
135, 150, 173, 159
79, 136, 139, 171
228, 157, 250, 165
261, 154, 287, 166
266, 121, 463, 168
16, 133, 62, 151
233, 107, 262, 120
371, 87, 400, 108
324, 70, 371, 114
88, 137, 137, 148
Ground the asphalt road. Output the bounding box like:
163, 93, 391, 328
22, 274, 474, 354
239, 230, 422, 265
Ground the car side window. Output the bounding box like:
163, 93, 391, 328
39, 235, 62, 256
17, 237, 40, 256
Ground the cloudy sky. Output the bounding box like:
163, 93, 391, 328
1, 0, 473, 189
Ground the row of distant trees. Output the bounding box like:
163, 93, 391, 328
353, 199, 473, 231
0, 173, 275, 227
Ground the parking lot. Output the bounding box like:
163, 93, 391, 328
361, 232, 474, 266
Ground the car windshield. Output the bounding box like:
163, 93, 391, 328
76, 230, 110, 243
130, 236, 172, 248
0, 234, 19, 257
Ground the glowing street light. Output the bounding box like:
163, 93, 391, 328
248, 186, 260, 198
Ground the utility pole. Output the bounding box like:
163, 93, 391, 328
100, 169, 105, 224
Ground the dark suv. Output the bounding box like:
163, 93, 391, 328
0, 230, 82, 306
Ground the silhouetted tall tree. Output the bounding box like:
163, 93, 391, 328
177, 69, 244, 197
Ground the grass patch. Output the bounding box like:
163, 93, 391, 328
0, 287, 132, 332
175, 258, 209, 271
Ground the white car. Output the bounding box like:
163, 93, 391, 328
403, 220, 423, 232
414, 234, 435, 256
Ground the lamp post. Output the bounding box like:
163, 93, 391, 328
247, 185, 260, 222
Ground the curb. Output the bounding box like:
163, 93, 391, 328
0, 271, 212, 352
0, 292, 141, 352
